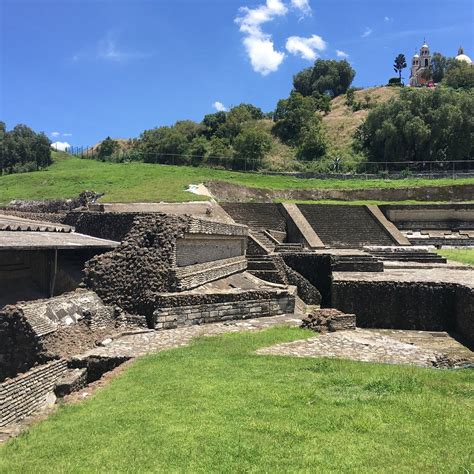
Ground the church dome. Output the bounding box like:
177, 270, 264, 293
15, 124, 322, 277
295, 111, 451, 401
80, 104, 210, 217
455, 47, 472, 65
413, 53, 419, 58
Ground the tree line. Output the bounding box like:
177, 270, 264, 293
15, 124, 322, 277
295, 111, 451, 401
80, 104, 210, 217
95, 60, 356, 170
0, 122, 52, 175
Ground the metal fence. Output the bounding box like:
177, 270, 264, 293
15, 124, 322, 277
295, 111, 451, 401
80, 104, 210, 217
67, 146, 474, 177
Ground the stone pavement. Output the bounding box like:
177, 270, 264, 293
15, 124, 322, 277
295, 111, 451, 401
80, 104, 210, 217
79, 314, 303, 360
257, 328, 474, 368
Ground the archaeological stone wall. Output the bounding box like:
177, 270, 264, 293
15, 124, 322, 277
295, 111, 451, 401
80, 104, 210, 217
0, 290, 120, 382
84, 214, 248, 316
64, 212, 138, 242
154, 291, 294, 329
0, 359, 68, 427
332, 281, 474, 344
281, 254, 333, 306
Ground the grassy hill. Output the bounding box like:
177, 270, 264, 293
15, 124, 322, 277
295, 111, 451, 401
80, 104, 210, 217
322, 86, 400, 155
0, 152, 472, 204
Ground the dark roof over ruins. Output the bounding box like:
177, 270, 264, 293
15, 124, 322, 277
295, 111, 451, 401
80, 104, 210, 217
0, 214, 72, 233
0, 213, 119, 250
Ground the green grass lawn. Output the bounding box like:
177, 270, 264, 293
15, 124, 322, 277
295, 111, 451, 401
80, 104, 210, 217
1, 327, 472, 473
0, 154, 473, 204
437, 249, 474, 266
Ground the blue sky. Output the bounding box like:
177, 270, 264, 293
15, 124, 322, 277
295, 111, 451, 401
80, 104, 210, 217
1, 0, 473, 147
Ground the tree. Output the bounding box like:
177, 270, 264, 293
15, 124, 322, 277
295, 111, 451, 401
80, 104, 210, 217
187, 136, 209, 166
272, 91, 320, 145
293, 59, 356, 97
355, 88, 473, 163
296, 117, 327, 161
443, 62, 474, 90
137, 126, 189, 165
232, 128, 272, 170
0, 123, 51, 174
97, 137, 119, 159
393, 54, 407, 82
202, 111, 227, 138
206, 137, 233, 167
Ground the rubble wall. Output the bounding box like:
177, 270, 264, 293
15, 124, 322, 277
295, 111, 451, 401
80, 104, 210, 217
332, 281, 456, 332
281, 254, 333, 306
64, 211, 138, 242
0, 307, 43, 382
83, 214, 248, 315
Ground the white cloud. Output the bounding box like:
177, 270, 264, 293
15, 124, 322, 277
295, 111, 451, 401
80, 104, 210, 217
72, 32, 150, 63
384, 16, 392, 22
51, 141, 70, 152
291, 0, 311, 17
63, 133, 73, 137
361, 27, 373, 38
286, 35, 326, 61
336, 49, 349, 59
212, 101, 227, 112
235, 0, 288, 75
243, 36, 286, 75
235, 1, 324, 75
51, 131, 60, 137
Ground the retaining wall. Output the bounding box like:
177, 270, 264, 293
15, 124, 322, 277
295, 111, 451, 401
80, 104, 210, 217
153, 291, 295, 329
0, 360, 68, 427
332, 280, 474, 344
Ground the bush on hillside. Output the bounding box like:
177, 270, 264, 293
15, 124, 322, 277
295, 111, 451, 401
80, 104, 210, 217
272, 92, 321, 145
296, 117, 327, 161
354, 87, 474, 163
0, 122, 51, 175
232, 127, 272, 170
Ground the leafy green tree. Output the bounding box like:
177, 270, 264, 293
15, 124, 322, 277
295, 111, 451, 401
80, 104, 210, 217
137, 126, 189, 165
355, 88, 473, 162
296, 117, 327, 161
272, 92, 320, 145
219, 104, 265, 140
187, 136, 209, 166
97, 137, 119, 159
206, 136, 233, 167
202, 111, 227, 138
393, 54, 407, 82
232, 127, 272, 170
293, 59, 355, 97
443, 62, 474, 90
0, 123, 51, 174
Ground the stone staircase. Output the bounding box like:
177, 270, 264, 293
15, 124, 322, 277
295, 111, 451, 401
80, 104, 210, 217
246, 255, 286, 284
253, 230, 279, 252
274, 243, 306, 253
298, 204, 396, 248
330, 254, 384, 272
364, 246, 447, 264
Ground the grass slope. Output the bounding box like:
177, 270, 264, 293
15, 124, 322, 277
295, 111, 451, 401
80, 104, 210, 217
1, 328, 472, 472
1, 153, 473, 204
323, 86, 400, 155
437, 249, 474, 266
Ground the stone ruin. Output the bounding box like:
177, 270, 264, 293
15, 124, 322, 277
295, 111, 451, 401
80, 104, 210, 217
1, 197, 473, 431
301, 308, 356, 333
0, 210, 302, 428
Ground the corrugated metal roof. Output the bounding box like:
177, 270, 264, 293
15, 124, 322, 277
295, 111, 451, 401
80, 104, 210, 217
0, 214, 72, 233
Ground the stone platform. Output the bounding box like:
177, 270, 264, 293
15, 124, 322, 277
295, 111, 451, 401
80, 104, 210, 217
257, 328, 474, 368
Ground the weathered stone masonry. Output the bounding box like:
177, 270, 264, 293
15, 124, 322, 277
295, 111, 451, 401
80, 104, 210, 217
154, 293, 294, 329
0, 360, 68, 427
83, 214, 249, 316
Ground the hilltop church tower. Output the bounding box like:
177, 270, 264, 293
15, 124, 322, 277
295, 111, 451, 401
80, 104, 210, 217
409, 40, 432, 86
